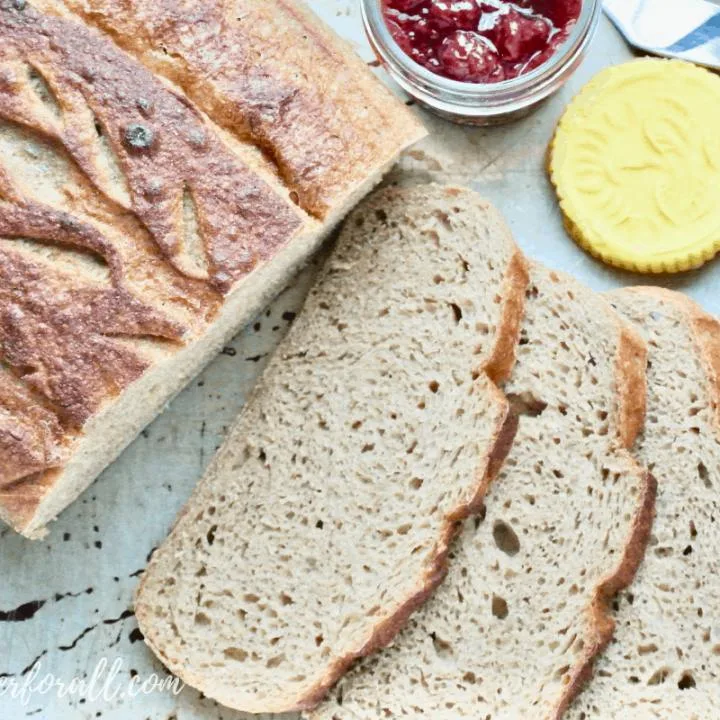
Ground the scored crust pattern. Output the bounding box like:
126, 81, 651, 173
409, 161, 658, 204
0, 1, 310, 520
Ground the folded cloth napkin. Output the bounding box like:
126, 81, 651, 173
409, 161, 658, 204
605, 0, 720, 70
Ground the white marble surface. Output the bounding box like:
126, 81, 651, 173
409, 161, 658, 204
1, 3, 718, 720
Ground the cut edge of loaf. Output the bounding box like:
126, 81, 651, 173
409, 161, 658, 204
551, 283, 658, 720
134, 184, 531, 713
1, 159, 408, 538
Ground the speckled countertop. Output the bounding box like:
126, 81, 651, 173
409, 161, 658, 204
2, 3, 719, 720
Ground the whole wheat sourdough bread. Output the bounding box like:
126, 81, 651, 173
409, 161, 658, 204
568, 288, 720, 719
309, 264, 656, 720
0, 0, 423, 537
134, 185, 529, 714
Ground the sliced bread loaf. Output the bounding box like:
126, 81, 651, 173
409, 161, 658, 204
308, 263, 656, 720
567, 288, 720, 719
134, 185, 529, 713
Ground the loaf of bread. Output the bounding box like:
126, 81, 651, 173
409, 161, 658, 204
309, 264, 656, 720
0, 0, 424, 536
133, 185, 529, 714
568, 288, 720, 719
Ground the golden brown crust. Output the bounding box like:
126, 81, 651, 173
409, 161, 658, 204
1, 3, 304, 291
50, 0, 426, 218
485, 248, 530, 384
0, 0, 314, 526
0, 246, 183, 426
0, 467, 60, 533
553, 470, 656, 720
615, 324, 648, 450
0, 0, 422, 533
614, 286, 720, 439
0, 373, 67, 488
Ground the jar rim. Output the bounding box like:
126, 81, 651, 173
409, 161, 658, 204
361, 0, 602, 113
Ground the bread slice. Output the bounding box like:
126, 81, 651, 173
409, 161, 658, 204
43, 0, 427, 218
308, 264, 656, 720
0, 1, 423, 537
567, 288, 720, 719
134, 185, 529, 714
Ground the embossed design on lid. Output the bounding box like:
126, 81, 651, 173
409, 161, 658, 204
549, 59, 720, 273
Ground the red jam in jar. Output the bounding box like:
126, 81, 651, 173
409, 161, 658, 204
382, 0, 582, 83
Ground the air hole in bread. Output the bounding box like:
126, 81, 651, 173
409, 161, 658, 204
491, 595, 509, 620
698, 462, 711, 488
678, 672, 696, 690
223, 647, 247, 662
493, 520, 520, 556
430, 633, 454, 659
647, 667, 670, 685
449, 303, 463, 323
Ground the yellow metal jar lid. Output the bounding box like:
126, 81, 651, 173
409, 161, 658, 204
549, 59, 720, 274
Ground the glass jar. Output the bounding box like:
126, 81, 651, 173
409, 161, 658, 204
361, 0, 602, 125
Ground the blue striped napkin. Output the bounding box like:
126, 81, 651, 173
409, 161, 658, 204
604, 0, 720, 70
